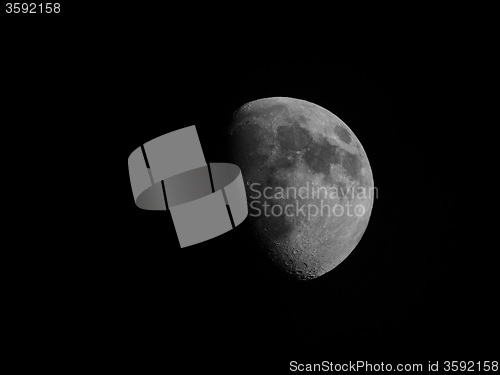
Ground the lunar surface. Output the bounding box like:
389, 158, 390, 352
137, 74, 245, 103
228, 97, 374, 280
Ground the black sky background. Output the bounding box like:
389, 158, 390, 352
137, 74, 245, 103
2, 6, 496, 371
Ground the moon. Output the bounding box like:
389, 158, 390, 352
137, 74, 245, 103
228, 97, 374, 280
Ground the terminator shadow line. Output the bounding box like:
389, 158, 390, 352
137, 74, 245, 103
128, 126, 248, 248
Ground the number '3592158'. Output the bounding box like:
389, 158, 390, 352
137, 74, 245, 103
5, 3, 61, 14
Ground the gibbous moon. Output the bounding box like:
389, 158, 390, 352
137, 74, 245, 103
229, 97, 374, 280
